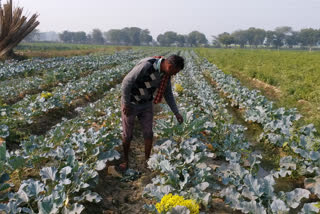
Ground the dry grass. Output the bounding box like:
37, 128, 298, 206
0, 0, 39, 58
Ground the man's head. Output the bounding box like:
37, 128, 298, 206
161, 55, 184, 76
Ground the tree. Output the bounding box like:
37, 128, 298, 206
104, 29, 121, 44
232, 30, 248, 48
299, 28, 320, 51
217, 32, 235, 48
123, 27, 141, 46
286, 31, 299, 48
59, 31, 73, 43
252, 28, 266, 47
263, 29, 285, 49
104, 27, 152, 46
0, 0, 39, 58
272, 31, 285, 49
157, 34, 168, 46
140, 29, 152, 45
105, 29, 128, 45
176, 34, 186, 47
211, 36, 221, 48
73, 31, 87, 44
157, 31, 178, 46
91, 28, 105, 45
246, 28, 256, 47
156, 31, 188, 47
243, 27, 266, 47
264, 30, 274, 47
187, 31, 208, 47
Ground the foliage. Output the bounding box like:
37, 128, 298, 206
105, 27, 153, 46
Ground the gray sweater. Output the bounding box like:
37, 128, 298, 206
121, 57, 179, 115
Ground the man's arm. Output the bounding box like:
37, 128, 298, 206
164, 80, 179, 115
164, 81, 183, 123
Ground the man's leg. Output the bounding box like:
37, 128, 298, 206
121, 139, 130, 169
144, 138, 153, 161
121, 104, 136, 170
137, 105, 154, 165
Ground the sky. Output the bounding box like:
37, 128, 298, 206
9, 0, 320, 40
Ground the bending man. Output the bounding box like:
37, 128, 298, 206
120, 55, 184, 170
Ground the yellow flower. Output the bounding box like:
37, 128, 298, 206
41, 92, 53, 99
156, 193, 199, 214
174, 83, 184, 94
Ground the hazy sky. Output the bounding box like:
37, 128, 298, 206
13, 0, 320, 40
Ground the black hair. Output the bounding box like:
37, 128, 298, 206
166, 55, 184, 70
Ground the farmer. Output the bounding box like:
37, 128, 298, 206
120, 54, 184, 170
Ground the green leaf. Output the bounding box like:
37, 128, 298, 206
0, 143, 6, 162
8, 156, 25, 170
0, 183, 10, 192
38, 195, 59, 214
0, 173, 9, 183
0, 125, 9, 138
0, 203, 8, 212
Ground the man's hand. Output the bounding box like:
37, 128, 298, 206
175, 113, 184, 124
122, 104, 131, 116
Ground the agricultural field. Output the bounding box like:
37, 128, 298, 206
196, 48, 320, 131
14, 43, 131, 58
0, 46, 320, 214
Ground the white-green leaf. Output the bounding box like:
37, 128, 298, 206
271, 199, 289, 212
40, 167, 57, 182
168, 206, 190, 214
62, 203, 84, 214
286, 188, 310, 208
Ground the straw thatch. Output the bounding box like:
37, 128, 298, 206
0, 0, 39, 58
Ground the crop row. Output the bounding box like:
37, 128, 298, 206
144, 50, 249, 212
0, 53, 126, 81
0, 51, 140, 105
0, 108, 121, 213
0, 54, 145, 140
193, 51, 320, 208
143, 51, 319, 213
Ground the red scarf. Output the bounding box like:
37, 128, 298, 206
153, 74, 170, 104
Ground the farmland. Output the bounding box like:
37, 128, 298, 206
196, 48, 320, 131
0, 46, 320, 213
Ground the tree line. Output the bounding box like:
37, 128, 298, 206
24, 26, 320, 49
59, 27, 209, 47
24, 27, 209, 47
215, 26, 320, 50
